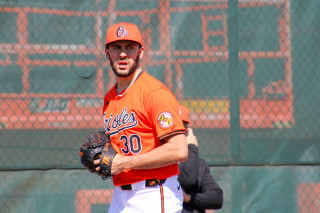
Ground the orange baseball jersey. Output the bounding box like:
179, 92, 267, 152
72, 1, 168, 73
103, 71, 185, 186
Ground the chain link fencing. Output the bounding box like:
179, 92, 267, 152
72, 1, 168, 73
0, 0, 320, 212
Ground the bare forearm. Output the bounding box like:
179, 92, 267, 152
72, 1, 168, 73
127, 145, 184, 169
111, 133, 188, 174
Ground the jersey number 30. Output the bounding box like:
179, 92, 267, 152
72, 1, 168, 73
120, 134, 142, 154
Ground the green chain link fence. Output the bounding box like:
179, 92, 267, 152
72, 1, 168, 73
1, 0, 320, 212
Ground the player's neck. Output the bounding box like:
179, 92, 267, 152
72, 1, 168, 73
116, 67, 142, 94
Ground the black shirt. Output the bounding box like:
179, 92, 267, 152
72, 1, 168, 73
178, 144, 223, 213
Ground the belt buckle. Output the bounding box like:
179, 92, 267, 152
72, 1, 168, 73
145, 179, 161, 187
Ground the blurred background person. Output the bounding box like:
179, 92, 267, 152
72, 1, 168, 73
178, 104, 223, 213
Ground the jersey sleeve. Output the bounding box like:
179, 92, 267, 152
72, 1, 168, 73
145, 88, 185, 142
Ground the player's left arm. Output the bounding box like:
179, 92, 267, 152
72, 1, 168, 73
106, 133, 188, 175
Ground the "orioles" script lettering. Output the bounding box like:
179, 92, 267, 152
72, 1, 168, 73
104, 108, 138, 135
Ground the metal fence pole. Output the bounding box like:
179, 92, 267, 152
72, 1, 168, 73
227, 0, 241, 212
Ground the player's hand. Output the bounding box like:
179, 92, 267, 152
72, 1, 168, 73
186, 128, 198, 147
109, 154, 124, 176
94, 154, 124, 176
93, 158, 101, 172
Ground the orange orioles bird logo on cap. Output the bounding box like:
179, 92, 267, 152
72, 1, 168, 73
117, 25, 128, 38
157, 112, 174, 128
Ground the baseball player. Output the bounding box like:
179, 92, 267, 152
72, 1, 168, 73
95, 22, 188, 213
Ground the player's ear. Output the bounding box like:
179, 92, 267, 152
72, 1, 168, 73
139, 47, 144, 60
104, 48, 110, 59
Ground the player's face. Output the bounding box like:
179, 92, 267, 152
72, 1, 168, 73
106, 40, 144, 77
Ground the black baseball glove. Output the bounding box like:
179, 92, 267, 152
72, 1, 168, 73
79, 131, 117, 180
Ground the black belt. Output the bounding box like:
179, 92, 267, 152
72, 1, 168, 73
120, 179, 167, 190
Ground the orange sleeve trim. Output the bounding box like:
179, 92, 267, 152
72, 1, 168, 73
158, 130, 185, 142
